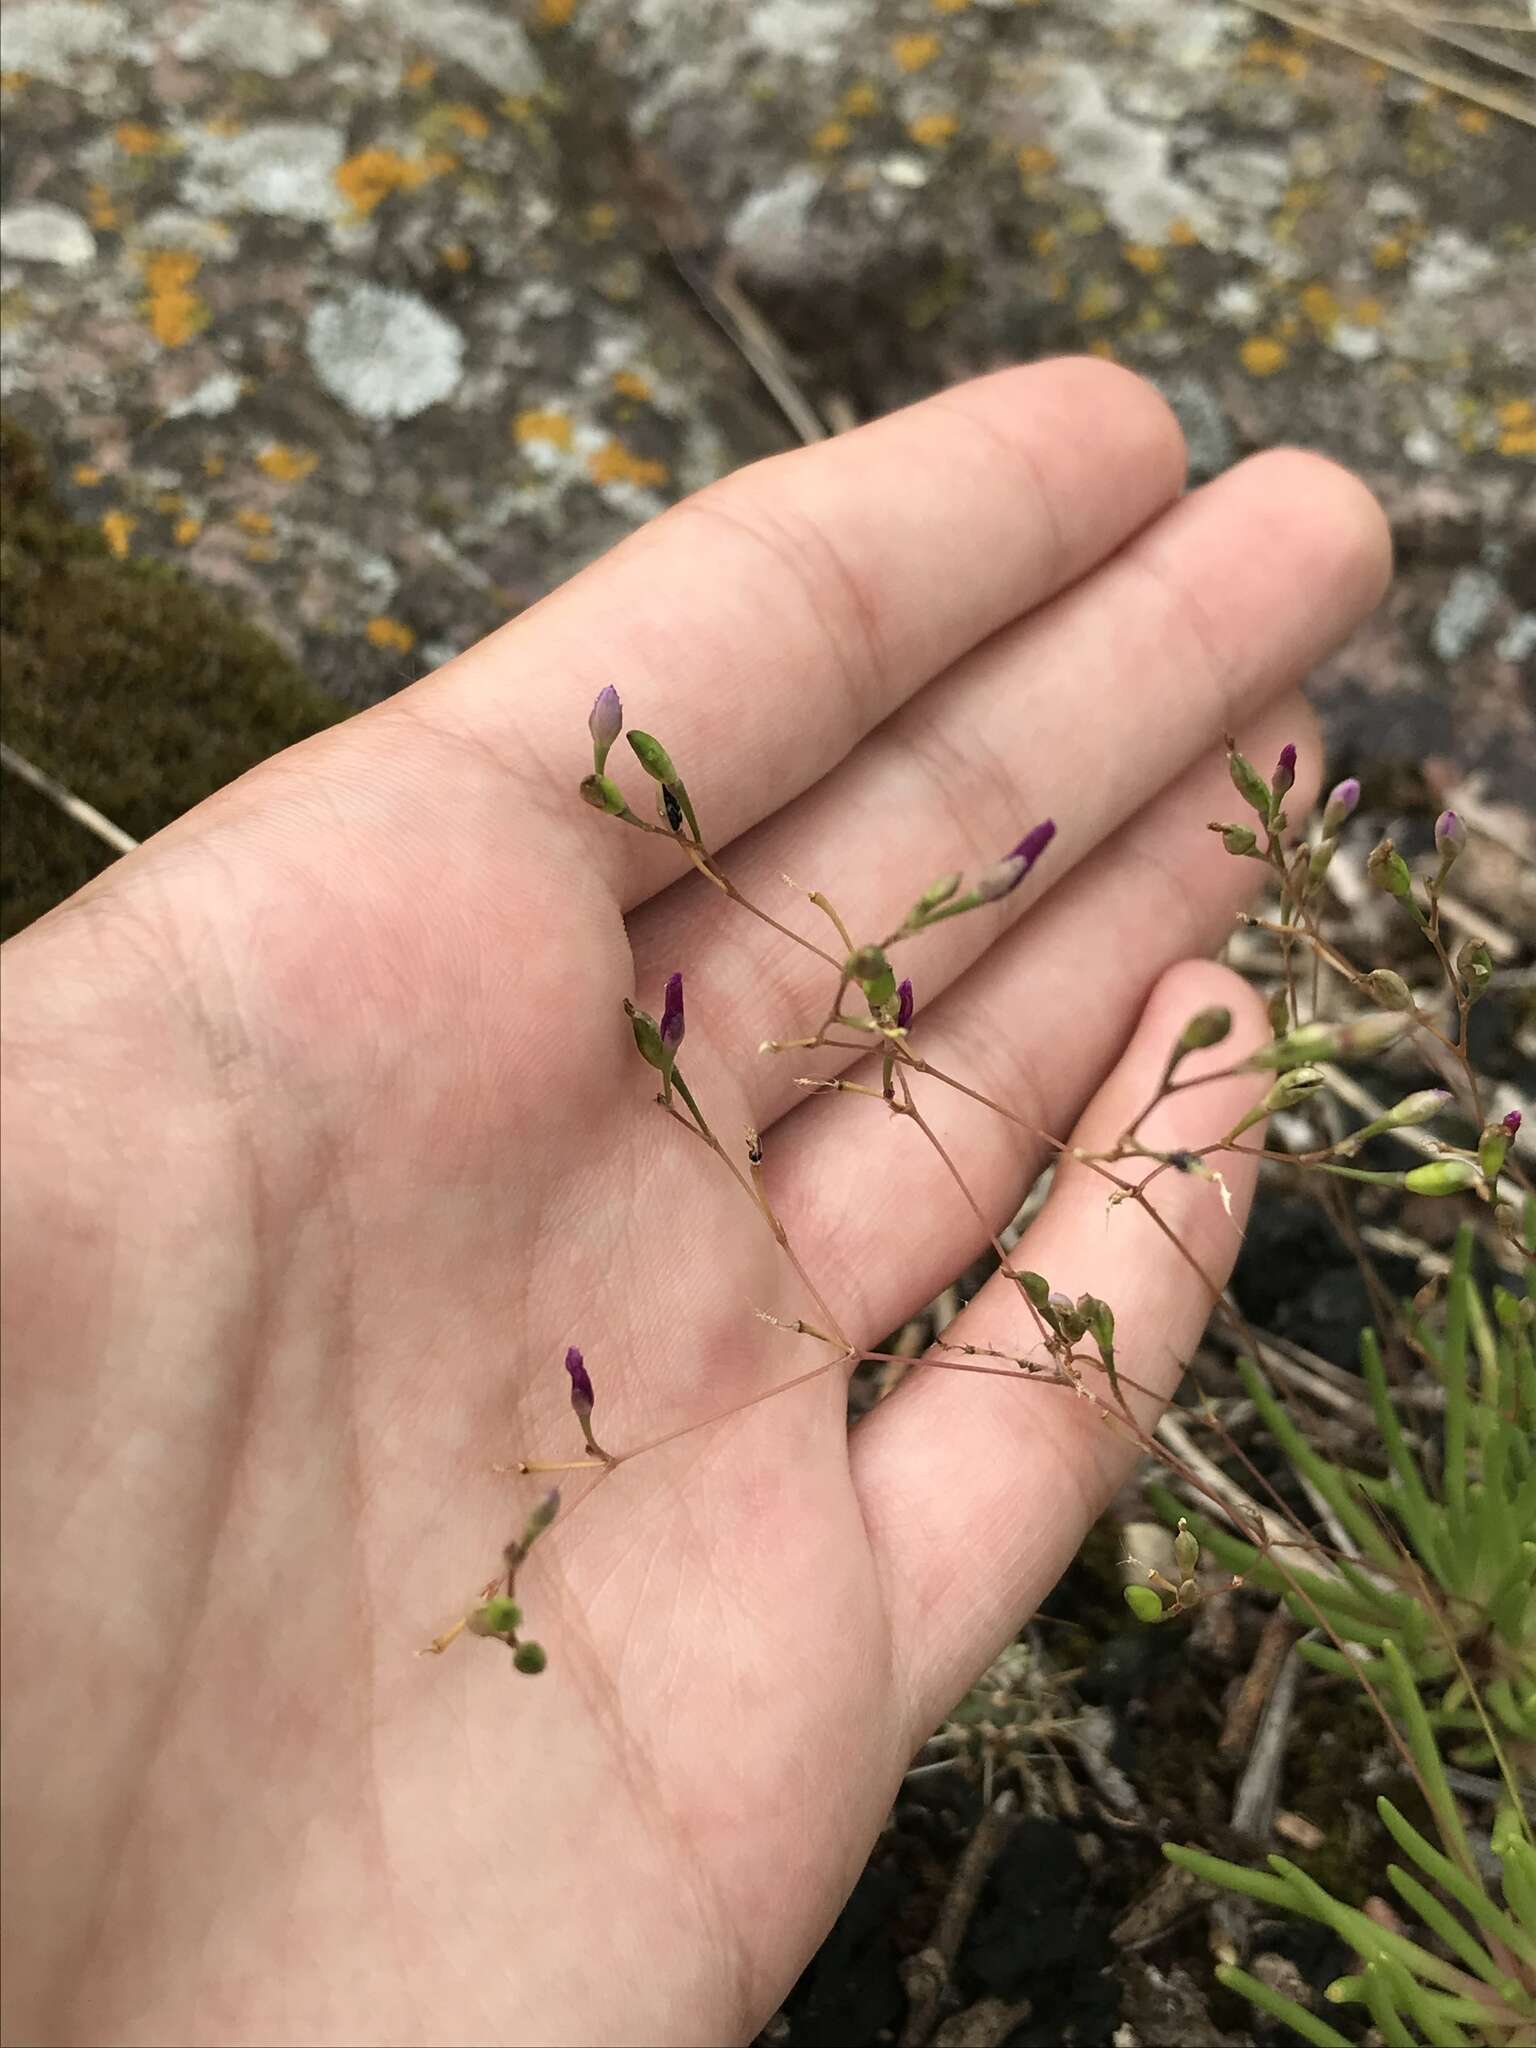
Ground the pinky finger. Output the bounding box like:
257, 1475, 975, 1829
850, 957, 1272, 1744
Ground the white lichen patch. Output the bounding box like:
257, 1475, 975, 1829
0, 2, 128, 82
173, 2, 330, 78
380, 0, 543, 95
306, 283, 466, 420
1410, 229, 1498, 302
166, 370, 244, 419
746, 0, 874, 63
727, 167, 825, 278
130, 210, 238, 260
1027, 62, 1218, 247
181, 124, 346, 224
0, 204, 96, 271
1431, 566, 1501, 663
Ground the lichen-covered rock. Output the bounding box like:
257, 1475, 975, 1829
0, 0, 1531, 804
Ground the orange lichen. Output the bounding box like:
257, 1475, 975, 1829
892, 32, 941, 71
115, 122, 174, 156
256, 444, 319, 485
1167, 217, 1198, 247
173, 515, 203, 545
908, 111, 957, 147
612, 370, 652, 402
1016, 143, 1056, 176
1240, 336, 1288, 377
140, 250, 208, 349
1457, 104, 1490, 134
812, 118, 851, 153
0, 72, 30, 93
1029, 226, 1058, 257
235, 508, 273, 537
1075, 280, 1118, 321
539, 0, 577, 21
514, 409, 573, 449
1372, 236, 1407, 270
440, 242, 472, 270
841, 82, 879, 117
438, 102, 490, 139
1299, 282, 1339, 333
1351, 295, 1384, 327
1122, 242, 1164, 275
72, 465, 103, 487
101, 510, 136, 559
403, 57, 438, 89
366, 616, 416, 653
1497, 398, 1533, 428
1243, 36, 1308, 80
587, 439, 669, 489
1501, 426, 1536, 457
334, 147, 453, 218
203, 453, 226, 479
86, 183, 120, 231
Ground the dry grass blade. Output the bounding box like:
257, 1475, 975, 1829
0, 741, 138, 857
1242, 0, 1536, 123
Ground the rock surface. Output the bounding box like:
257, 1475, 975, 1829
1, 0, 1532, 800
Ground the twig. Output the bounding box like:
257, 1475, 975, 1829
0, 741, 138, 856
899, 1791, 1019, 2048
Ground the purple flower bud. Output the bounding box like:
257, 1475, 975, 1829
1273, 743, 1297, 800
1434, 809, 1465, 858
1321, 777, 1360, 836
588, 686, 623, 770
1505, 1109, 1523, 1137
1008, 818, 1057, 873
565, 1345, 594, 1417
660, 970, 685, 1053
895, 978, 914, 1030
974, 855, 1027, 902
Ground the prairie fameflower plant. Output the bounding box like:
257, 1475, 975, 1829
424, 686, 1531, 2046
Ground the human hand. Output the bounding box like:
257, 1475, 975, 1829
1, 361, 1389, 2047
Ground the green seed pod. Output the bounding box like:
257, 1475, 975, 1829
1362, 969, 1414, 1011
1177, 1007, 1233, 1054
846, 944, 897, 1011
466, 1597, 523, 1638
1367, 836, 1415, 902
1455, 937, 1493, 1002
1403, 1158, 1480, 1196
512, 1640, 548, 1674
1246, 1012, 1406, 1071
579, 772, 629, 815
626, 730, 678, 785
1174, 1519, 1200, 1577
1478, 1122, 1512, 1182
916, 871, 962, 914
627, 1004, 666, 1070
1211, 821, 1258, 856
1077, 1293, 1115, 1363
1014, 1270, 1052, 1313
1124, 1584, 1164, 1624
1334, 1012, 1411, 1059
1227, 745, 1273, 820
1264, 1064, 1326, 1111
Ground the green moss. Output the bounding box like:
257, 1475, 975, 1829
0, 415, 345, 941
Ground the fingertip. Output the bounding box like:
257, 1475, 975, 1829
1223, 447, 1394, 617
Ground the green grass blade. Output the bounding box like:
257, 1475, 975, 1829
1217, 1965, 1352, 2046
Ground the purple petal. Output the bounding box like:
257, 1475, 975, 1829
895, 978, 914, 1030
1007, 818, 1057, 872
565, 1345, 594, 1412
589, 686, 622, 752
1434, 809, 1464, 854
1504, 1109, 1522, 1137
1322, 777, 1360, 831
660, 970, 685, 1051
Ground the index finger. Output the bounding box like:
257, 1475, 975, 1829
403, 359, 1187, 908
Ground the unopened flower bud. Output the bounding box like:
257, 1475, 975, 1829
589, 686, 623, 771
1246, 1012, 1406, 1071
565, 1345, 594, 1419
1403, 1158, 1480, 1196
1455, 937, 1493, 1002
895, 978, 914, 1030
1271, 742, 1297, 809
580, 772, 629, 815
1264, 1065, 1326, 1111
974, 854, 1026, 902
1227, 743, 1273, 819
1433, 809, 1465, 864
1321, 776, 1360, 836
1047, 1291, 1086, 1341
1015, 1270, 1052, 1313
1479, 1119, 1514, 1182
1174, 1519, 1200, 1577
916, 872, 962, 915
1077, 1294, 1115, 1365
1503, 1109, 1522, 1137
628, 1003, 665, 1069
1177, 1006, 1233, 1054
660, 970, 685, 1055
1010, 818, 1057, 871
1367, 837, 1415, 902
1334, 1012, 1411, 1059
513, 1640, 548, 1674
1362, 969, 1414, 1011
1212, 821, 1258, 856
847, 944, 897, 1010
1124, 1584, 1164, 1624
1384, 1089, 1451, 1129
1308, 837, 1336, 886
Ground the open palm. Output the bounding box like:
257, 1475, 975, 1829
1, 362, 1389, 2047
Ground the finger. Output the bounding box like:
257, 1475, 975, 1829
397, 360, 1187, 907
849, 959, 1271, 1738
758, 694, 1317, 1346
631, 450, 1387, 1123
